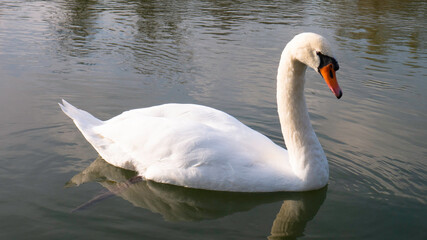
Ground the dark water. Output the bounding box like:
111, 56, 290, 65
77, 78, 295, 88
1, 0, 426, 239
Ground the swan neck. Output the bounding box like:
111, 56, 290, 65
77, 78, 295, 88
276, 51, 328, 185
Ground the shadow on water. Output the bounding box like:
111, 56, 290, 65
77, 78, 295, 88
67, 157, 327, 239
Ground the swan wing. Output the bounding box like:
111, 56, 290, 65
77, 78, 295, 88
61, 101, 294, 191
95, 104, 292, 191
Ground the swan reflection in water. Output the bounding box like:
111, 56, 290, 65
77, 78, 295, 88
66, 157, 327, 239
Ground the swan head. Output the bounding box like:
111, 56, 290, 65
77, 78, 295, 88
285, 32, 342, 99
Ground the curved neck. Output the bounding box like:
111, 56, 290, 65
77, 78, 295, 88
276, 50, 328, 184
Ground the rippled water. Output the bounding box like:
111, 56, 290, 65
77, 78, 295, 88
0, 0, 426, 239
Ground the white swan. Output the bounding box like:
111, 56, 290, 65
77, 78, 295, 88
60, 32, 342, 192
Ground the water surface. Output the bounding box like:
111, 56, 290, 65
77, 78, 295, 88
0, 0, 426, 239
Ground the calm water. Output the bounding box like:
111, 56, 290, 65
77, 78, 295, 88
0, 0, 426, 239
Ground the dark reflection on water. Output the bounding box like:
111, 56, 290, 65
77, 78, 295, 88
320, 0, 426, 52
68, 157, 326, 239
0, 0, 426, 239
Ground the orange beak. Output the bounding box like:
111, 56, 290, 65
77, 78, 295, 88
319, 63, 342, 99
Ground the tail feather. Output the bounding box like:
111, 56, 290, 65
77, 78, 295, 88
59, 99, 105, 153
59, 99, 102, 128
59, 99, 136, 171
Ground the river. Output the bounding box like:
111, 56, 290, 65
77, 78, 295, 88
0, 0, 426, 239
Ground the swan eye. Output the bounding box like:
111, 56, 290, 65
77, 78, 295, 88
317, 52, 339, 72
331, 58, 339, 71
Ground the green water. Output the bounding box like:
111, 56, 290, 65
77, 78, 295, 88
0, 0, 426, 239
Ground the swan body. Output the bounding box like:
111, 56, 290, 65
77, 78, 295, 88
60, 32, 342, 192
